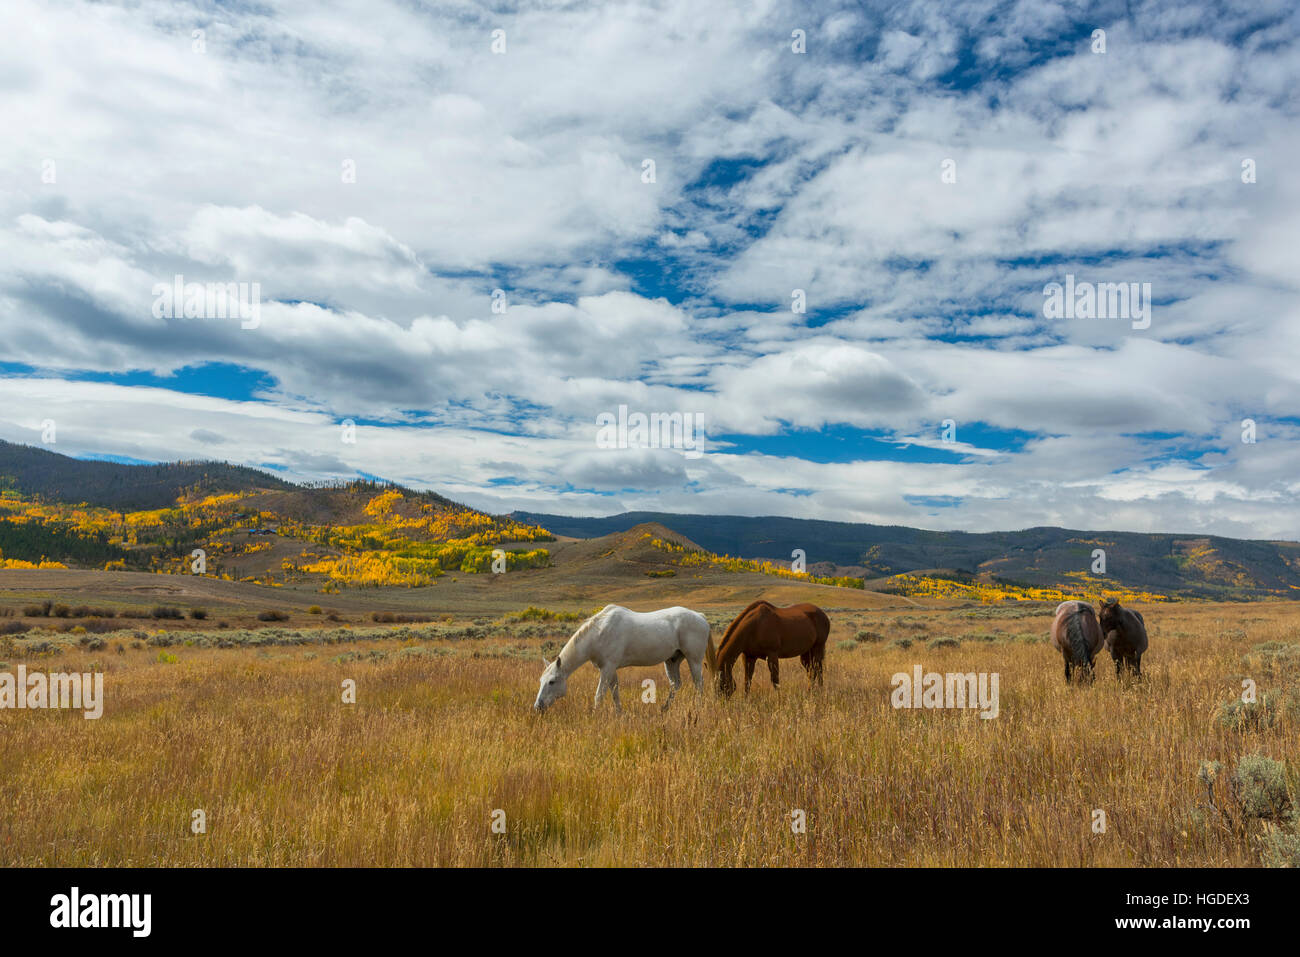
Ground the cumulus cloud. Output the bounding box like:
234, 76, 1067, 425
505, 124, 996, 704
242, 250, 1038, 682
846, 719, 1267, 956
1, 0, 1297, 538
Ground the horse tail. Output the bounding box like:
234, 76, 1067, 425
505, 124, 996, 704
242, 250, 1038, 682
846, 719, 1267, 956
704, 629, 718, 674
811, 606, 830, 644
1065, 608, 1090, 665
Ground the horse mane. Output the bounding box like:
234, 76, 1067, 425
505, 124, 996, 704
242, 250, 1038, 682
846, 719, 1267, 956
717, 599, 772, 654
557, 605, 614, 665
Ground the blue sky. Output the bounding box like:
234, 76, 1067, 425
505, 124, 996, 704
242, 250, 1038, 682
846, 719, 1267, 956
2, 0, 1299, 538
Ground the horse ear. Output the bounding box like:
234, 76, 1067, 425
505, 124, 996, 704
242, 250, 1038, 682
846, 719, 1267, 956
555, 653, 562, 669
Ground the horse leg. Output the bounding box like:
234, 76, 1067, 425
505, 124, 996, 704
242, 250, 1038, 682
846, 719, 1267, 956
593, 670, 609, 710
795, 650, 816, 686
609, 671, 623, 713
662, 656, 682, 712
686, 654, 704, 692
1133, 655, 1142, 678
1064, 658, 1072, 682
743, 655, 756, 694
767, 655, 780, 690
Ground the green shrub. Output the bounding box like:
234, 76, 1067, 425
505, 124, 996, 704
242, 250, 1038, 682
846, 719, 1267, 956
1217, 696, 1276, 732
508, 606, 585, 622
1218, 687, 1300, 732
891, 618, 928, 631
1262, 829, 1300, 868
1230, 754, 1292, 822
1243, 642, 1300, 679
70, 605, 115, 618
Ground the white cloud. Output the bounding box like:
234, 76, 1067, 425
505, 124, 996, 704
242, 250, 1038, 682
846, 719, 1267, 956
1, 0, 1297, 539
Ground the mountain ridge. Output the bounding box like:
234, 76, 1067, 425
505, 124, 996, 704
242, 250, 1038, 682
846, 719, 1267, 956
511, 510, 1300, 600
3, 441, 1298, 599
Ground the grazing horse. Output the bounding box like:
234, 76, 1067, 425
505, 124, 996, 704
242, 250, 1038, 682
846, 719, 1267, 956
715, 600, 829, 696
1049, 600, 1105, 682
533, 604, 716, 713
1099, 598, 1148, 677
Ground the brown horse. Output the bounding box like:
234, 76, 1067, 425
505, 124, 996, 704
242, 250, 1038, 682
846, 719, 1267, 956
1049, 600, 1105, 682
716, 600, 829, 696
1099, 597, 1148, 677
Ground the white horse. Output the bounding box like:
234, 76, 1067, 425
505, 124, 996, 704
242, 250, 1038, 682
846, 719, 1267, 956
533, 604, 717, 713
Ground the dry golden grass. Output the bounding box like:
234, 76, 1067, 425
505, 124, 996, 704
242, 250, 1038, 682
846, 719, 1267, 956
1, 600, 1297, 866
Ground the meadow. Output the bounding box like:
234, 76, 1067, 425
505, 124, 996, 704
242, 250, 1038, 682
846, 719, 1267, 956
2, 598, 1298, 867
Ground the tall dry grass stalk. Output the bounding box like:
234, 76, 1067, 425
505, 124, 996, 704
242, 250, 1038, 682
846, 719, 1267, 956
1, 602, 1296, 866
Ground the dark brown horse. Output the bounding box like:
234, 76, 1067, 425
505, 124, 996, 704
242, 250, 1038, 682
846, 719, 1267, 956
1049, 600, 1105, 682
1099, 598, 1148, 677
716, 600, 829, 695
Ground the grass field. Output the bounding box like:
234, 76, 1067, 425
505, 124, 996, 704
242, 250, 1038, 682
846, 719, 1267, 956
2, 596, 1298, 866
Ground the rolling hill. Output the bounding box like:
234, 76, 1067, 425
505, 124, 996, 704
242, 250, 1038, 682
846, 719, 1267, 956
0, 439, 299, 510
512, 510, 1300, 601
3, 441, 1299, 600
0, 441, 550, 586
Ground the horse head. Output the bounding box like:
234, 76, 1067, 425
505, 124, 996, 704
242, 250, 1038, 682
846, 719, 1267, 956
716, 666, 736, 697
533, 653, 568, 712
1098, 597, 1121, 632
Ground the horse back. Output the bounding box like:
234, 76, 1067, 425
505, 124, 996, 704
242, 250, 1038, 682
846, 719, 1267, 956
1051, 601, 1102, 658
793, 603, 830, 643
1117, 607, 1149, 654
767, 602, 826, 655
720, 600, 824, 659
